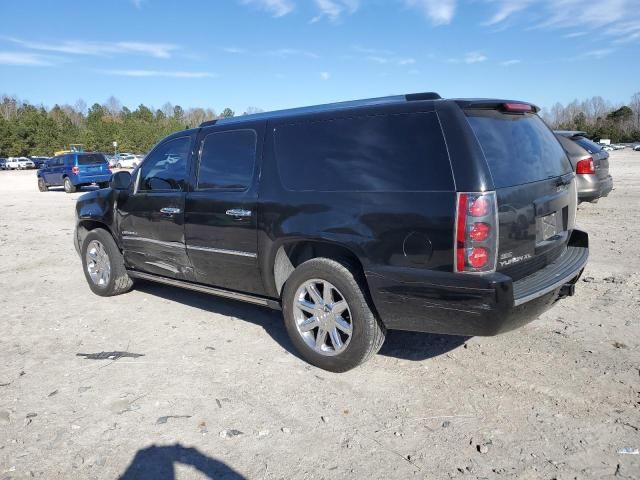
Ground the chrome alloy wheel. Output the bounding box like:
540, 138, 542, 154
293, 279, 353, 356
86, 240, 111, 287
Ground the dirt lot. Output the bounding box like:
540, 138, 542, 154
0, 151, 639, 480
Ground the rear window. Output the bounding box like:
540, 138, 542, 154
573, 137, 603, 154
77, 153, 107, 165
275, 112, 452, 192
466, 110, 571, 188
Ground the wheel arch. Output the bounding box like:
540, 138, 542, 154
271, 240, 367, 297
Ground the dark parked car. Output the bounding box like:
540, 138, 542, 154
30, 156, 50, 169
555, 131, 613, 203
38, 152, 112, 193
0, 158, 6, 170
74, 93, 589, 371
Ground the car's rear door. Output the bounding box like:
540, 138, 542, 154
117, 134, 196, 280
184, 121, 265, 294
464, 107, 575, 280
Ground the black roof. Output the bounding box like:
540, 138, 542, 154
200, 92, 442, 128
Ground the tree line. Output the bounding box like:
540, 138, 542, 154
0, 95, 257, 157
1, 92, 639, 158
541, 92, 640, 143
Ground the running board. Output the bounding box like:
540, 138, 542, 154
127, 270, 281, 310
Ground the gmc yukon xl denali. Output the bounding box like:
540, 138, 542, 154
74, 93, 589, 372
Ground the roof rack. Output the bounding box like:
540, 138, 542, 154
199, 92, 442, 127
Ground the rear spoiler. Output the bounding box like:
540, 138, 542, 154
454, 99, 540, 113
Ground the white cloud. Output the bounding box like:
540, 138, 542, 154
398, 57, 416, 65
464, 51, 487, 63
131, 0, 145, 8
367, 56, 388, 64
320, 71, 331, 80
242, 0, 294, 17
104, 69, 217, 78
222, 46, 248, 54
5, 37, 178, 59
404, 0, 456, 25
267, 48, 319, 58
0, 51, 54, 66
483, 0, 533, 26
311, 0, 359, 22
564, 31, 587, 38
583, 48, 615, 58
501, 59, 521, 66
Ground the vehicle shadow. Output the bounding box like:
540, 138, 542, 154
44, 186, 100, 193
135, 282, 468, 363
118, 443, 245, 480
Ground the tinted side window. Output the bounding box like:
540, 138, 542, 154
138, 136, 191, 192
275, 112, 452, 192
197, 130, 257, 190
574, 137, 603, 154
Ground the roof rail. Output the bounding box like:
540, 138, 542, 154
198, 92, 443, 127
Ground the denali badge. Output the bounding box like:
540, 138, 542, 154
499, 253, 532, 267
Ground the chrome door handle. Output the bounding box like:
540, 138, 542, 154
160, 207, 181, 215
225, 209, 252, 218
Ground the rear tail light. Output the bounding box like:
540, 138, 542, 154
455, 192, 498, 273
576, 157, 595, 174
71, 166, 79, 174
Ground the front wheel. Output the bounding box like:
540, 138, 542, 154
81, 228, 133, 297
37, 178, 48, 192
282, 258, 386, 372
63, 177, 77, 193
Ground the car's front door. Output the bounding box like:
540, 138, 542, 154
184, 122, 264, 294
117, 134, 195, 280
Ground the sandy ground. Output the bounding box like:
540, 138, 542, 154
0, 151, 639, 480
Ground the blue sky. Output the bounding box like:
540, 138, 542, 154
0, 0, 639, 114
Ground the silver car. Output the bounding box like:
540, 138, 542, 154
555, 131, 613, 203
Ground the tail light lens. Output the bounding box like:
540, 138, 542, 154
576, 157, 594, 174
455, 192, 498, 273
71, 166, 79, 174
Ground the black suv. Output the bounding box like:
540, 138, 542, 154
74, 93, 589, 372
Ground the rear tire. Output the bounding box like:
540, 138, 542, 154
116, 163, 122, 169
37, 178, 48, 192
282, 258, 385, 372
98, 182, 109, 189
63, 177, 76, 193
81, 228, 133, 297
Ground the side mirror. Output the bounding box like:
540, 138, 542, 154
110, 171, 132, 190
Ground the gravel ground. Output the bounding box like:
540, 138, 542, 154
0, 151, 639, 480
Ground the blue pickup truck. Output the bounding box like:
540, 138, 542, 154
37, 152, 112, 193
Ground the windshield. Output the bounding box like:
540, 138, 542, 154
78, 153, 107, 165
466, 110, 572, 188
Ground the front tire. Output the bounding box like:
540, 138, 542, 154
37, 178, 48, 192
282, 258, 385, 372
81, 229, 133, 297
63, 177, 77, 193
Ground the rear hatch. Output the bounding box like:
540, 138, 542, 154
77, 153, 109, 175
465, 107, 575, 280
573, 136, 610, 180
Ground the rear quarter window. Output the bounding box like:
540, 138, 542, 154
466, 110, 571, 188
573, 137, 603, 154
274, 112, 453, 192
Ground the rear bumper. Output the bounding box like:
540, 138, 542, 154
577, 174, 613, 202
366, 229, 589, 336
70, 173, 112, 185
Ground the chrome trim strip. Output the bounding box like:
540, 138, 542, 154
122, 235, 185, 249
126, 270, 274, 307
187, 245, 257, 258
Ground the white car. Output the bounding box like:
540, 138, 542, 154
6, 157, 35, 169
115, 154, 139, 169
